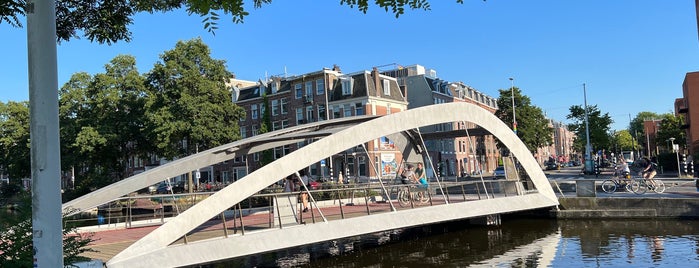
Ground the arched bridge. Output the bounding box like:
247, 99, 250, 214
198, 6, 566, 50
63, 102, 559, 267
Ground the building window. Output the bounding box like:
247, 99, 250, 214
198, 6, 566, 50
271, 82, 277, 94
305, 81, 313, 97
296, 108, 304, 124
333, 105, 340, 118
341, 78, 352, 95
343, 104, 352, 117
316, 79, 324, 95
272, 121, 281, 131
271, 99, 279, 116
281, 119, 289, 129
318, 104, 326, 120
253, 153, 259, 162
383, 79, 390, 95
251, 104, 259, 119
280, 98, 288, 114
355, 103, 364, 115
306, 106, 314, 122
295, 84, 303, 99
240, 126, 247, 138
252, 125, 258, 136
274, 146, 283, 159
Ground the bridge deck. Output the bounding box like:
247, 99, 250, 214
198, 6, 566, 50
79, 181, 523, 263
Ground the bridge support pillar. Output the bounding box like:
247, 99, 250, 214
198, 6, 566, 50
575, 180, 596, 197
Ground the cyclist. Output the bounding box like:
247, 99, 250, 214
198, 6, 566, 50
400, 164, 416, 184
641, 156, 658, 188
615, 157, 631, 179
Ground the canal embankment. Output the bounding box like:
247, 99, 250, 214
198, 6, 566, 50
550, 177, 699, 219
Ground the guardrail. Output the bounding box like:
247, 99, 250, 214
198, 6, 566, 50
69, 179, 537, 243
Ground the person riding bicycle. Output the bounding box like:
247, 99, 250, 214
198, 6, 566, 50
641, 156, 658, 187
615, 157, 631, 179
400, 164, 416, 184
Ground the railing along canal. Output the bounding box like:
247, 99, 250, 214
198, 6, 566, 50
66, 178, 537, 245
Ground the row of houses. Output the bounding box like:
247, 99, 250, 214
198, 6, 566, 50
121, 64, 578, 186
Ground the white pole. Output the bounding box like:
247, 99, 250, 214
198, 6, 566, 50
509, 77, 516, 134
583, 83, 593, 174
27, 0, 63, 266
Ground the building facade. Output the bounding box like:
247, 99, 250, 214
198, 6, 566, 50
229, 65, 407, 182
383, 65, 501, 176
677, 72, 699, 157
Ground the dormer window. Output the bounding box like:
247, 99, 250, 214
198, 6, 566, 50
383, 79, 390, 96
271, 82, 278, 94
341, 77, 352, 96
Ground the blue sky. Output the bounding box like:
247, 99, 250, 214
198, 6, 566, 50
2, 1, 698, 131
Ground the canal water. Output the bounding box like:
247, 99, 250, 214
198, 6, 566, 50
207, 218, 699, 268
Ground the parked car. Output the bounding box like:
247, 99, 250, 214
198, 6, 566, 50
155, 182, 172, 194
493, 166, 506, 178
545, 162, 559, 170
308, 178, 322, 190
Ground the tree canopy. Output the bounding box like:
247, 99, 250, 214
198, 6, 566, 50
1, 0, 463, 44
144, 38, 244, 159
566, 104, 613, 154
494, 87, 552, 154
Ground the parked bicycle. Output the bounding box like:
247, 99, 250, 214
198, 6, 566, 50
396, 185, 430, 207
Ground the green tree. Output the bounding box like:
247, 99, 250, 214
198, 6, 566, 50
566, 104, 613, 154
655, 113, 685, 151
144, 38, 244, 160
258, 94, 274, 166
612, 129, 636, 151
495, 87, 552, 153
0, 101, 31, 180
59, 55, 150, 190
1, 0, 456, 44
0, 192, 95, 267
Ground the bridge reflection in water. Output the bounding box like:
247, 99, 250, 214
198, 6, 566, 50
64, 103, 559, 267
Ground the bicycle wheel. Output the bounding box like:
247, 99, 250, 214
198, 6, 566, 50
652, 180, 666, 193
417, 190, 430, 204
397, 188, 411, 207
601, 180, 617, 193
623, 181, 634, 192
630, 179, 647, 194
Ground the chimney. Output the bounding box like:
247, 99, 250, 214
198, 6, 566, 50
372, 67, 381, 97
332, 64, 342, 73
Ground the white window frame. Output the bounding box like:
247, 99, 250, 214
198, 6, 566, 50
296, 108, 304, 124
271, 99, 279, 116
295, 84, 303, 99
341, 78, 352, 96
305, 81, 313, 97
316, 79, 324, 95
383, 79, 390, 95
306, 106, 314, 122
280, 98, 288, 114
343, 104, 352, 117
251, 104, 259, 120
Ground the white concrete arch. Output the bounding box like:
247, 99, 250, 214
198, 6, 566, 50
105, 102, 557, 267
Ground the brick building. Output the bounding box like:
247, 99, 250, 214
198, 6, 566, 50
677, 72, 699, 157
229, 65, 407, 181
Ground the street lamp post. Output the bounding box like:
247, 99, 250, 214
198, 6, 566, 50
509, 77, 517, 134
670, 137, 681, 177
583, 83, 593, 174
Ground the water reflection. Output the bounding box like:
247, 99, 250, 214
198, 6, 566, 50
204, 219, 699, 267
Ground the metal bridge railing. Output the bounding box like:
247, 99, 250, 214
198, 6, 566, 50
67, 179, 536, 244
